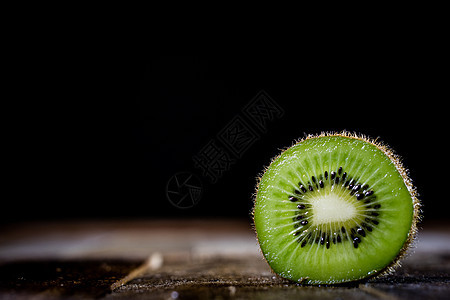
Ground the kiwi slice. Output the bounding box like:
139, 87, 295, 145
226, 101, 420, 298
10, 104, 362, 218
253, 132, 420, 285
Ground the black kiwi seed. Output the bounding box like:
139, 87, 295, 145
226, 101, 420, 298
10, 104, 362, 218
356, 193, 364, 200
296, 215, 304, 220
365, 190, 374, 197
324, 171, 328, 179
311, 176, 316, 183
295, 190, 301, 195
350, 184, 361, 195
289, 196, 298, 202
309, 185, 313, 191
362, 223, 373, 232
300, 185, 307, 193
319, 180, 324, 188
335, 177, 339, 184
301, 240, 307, 247
338, 166, 342, 174
357, 228, 366, 237
331, 171, 336, 180
342, 172, 347, 180
336, 235, 341, 243
348, 180, 354, 189
315, 235, 320, 244
297, 204, 306, 209
341, 226, 346, 234
301, 220, 308, 225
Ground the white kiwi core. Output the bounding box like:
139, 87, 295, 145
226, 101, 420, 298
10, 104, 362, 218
310, 192, 357, 225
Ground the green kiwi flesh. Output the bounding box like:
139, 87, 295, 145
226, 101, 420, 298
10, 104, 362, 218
253, 132, 420, 285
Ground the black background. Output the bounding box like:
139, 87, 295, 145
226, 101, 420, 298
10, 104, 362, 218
4, 53, 448, 224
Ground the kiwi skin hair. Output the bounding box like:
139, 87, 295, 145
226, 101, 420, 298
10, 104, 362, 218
252, 131, 421, 285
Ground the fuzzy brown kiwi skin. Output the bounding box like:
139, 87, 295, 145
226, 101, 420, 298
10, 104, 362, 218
251, 131, 422, 285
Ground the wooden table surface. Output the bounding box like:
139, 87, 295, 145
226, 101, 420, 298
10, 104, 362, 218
0, 219, 449, 299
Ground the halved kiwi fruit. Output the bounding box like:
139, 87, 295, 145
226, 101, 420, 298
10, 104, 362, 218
253, 132, 420, 285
